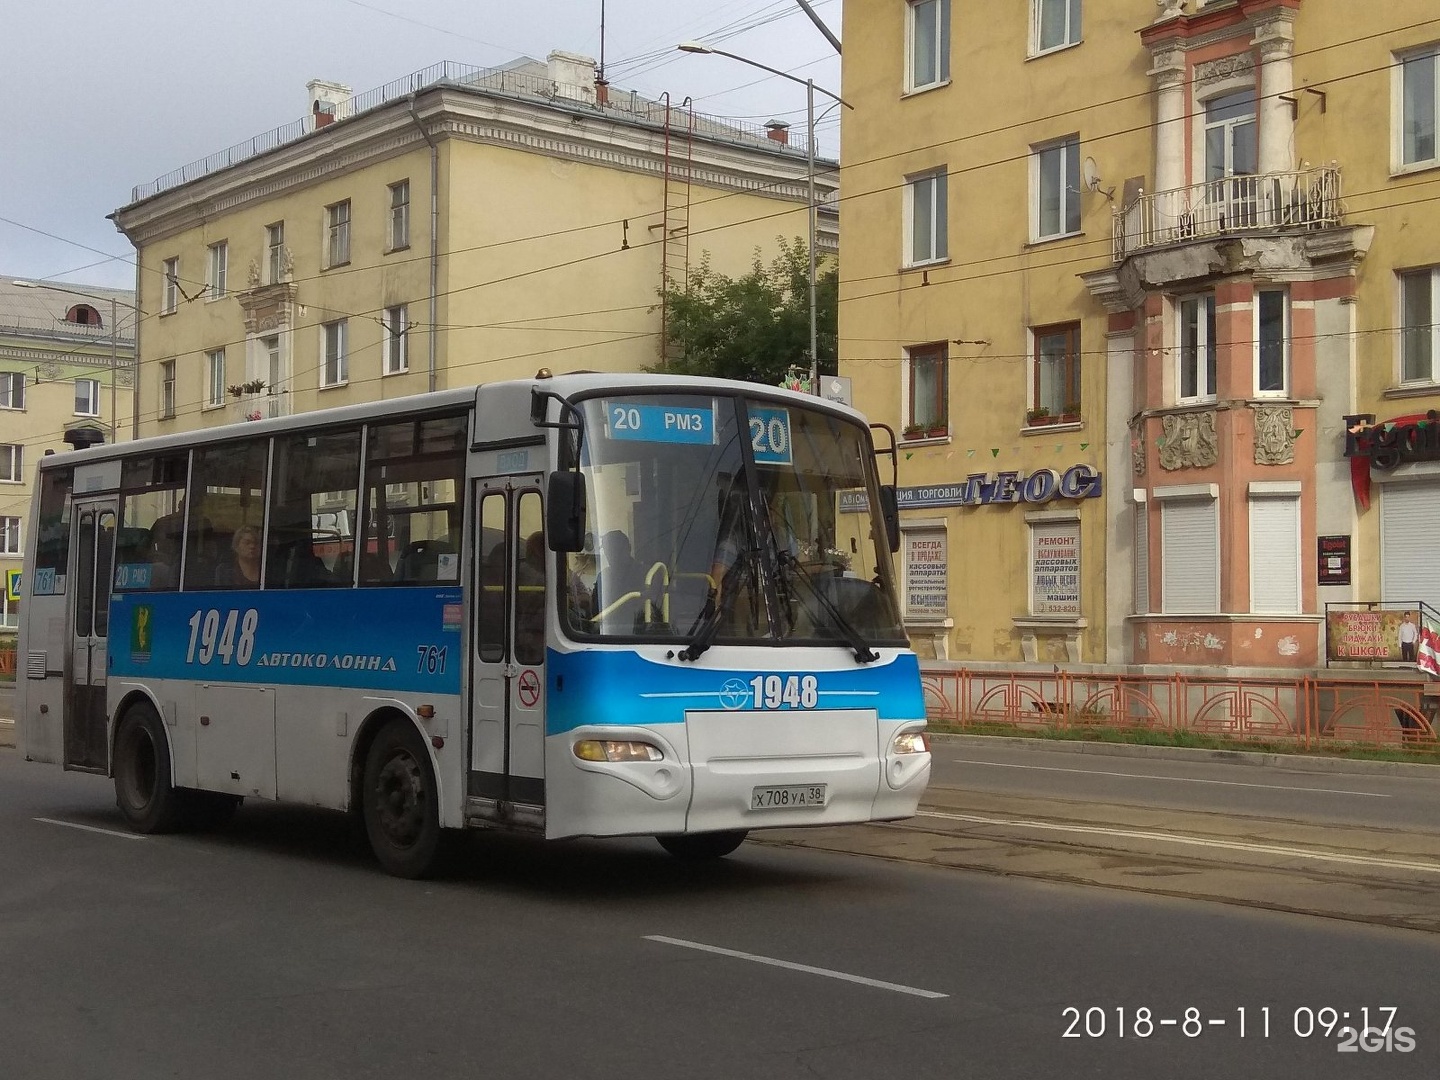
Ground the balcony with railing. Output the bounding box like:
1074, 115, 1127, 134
1111, 165, 1343, 262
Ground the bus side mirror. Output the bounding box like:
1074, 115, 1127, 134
879, 485, 900, 553
546, 473, 586, 552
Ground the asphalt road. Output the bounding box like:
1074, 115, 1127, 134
2, 747, 1439, 1080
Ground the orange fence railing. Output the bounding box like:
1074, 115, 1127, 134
920, 668, 1438, 751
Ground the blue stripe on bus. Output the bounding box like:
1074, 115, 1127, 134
544, 649, 924, 735
109, 588, 464, 694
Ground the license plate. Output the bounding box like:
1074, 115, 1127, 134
751, 784, 827, 810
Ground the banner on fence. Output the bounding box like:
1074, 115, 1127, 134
1325, 608, 1421, 663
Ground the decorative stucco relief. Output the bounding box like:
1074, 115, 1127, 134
1130, 418, 1147, 476
1158, 410, 1218, 470
1195, 53, 1255, 89
1253, 404, 1295, 465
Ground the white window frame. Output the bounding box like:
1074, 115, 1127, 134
1253, 288, 1290, 397
383, 305, 409, 375
0, 371, 24, 410
389, 180, 410, 251
74, 378, 100, 417
1030, 0, 1081, 57
1133, 495, 1150, 616
0, 444, 21, 484
206, 348, 226, 408
1157, 486, 1221, 615
1394, 44, 1439, 173
1177, 293, 1217, 403
162, 257, 179, 314
322, 320, 349, 387
0, 515, 20, 555
904, 168, 949, 267
159, 359, 176, 420
1248, 484, 1302, 615
1031, 135, 1081, 242
207, 240, 228, 299
905, 0, 950, 94
267, 222, 286, 284
326, 200, 351, 268
1399, 266, 1439, 384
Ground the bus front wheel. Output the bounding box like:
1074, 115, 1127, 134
656, 831, 748, 860
362, 719, 442, 878
113, 702, 186, 834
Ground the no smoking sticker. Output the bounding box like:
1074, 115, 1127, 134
517, 668, 541, 707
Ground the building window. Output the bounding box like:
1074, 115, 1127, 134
206, 348, 226, 407
1178, 294, 1217, 401
1398, 46, 1438, 169
66, 305, 101, 326
1133, 501, 1150, 615
1160, 493, 1219, 614
322, 320, 348, 386
1033, 136, 1081, 240
75, 378, 101, 417
1204, 89, 1257, 184
1031, 323, 1080, 421
383, 305, 409, 374
0, 372, 23, 410
905, 169, 948, 266
1250, 491, 1301, 614
1029, 517, 1081, 616
267, 222, 286, 284
162, 257, 179, 314
1400, 267, 1438, 383
1254, 289, 1289, 395
160, 360, 176, 419
326, 200, 351, 267
0, 516, 19, 555
389, 180, 410, 250
0, 444, 21, 483
905, 342, 948, 437
1032, 0, 1081, 55
906, 0, 950, 92
901, 526, 948, 620
207, 240, 228, 298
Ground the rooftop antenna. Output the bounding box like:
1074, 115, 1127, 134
599, 0, 606, 84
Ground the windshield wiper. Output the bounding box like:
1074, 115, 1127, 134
677, 547, 753, 662
776, 553, 880, 664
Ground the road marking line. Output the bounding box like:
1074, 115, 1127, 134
643, 935, 948, 999
953, 759, 1391, 798
916, 811, 1440, 874
35, 817, 146, 841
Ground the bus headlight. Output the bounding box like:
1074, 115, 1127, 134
573, 740, 664, 763
891, 731, 929, 755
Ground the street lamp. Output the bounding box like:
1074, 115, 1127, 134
13, 279, 136, 444
677, 42, 852, 394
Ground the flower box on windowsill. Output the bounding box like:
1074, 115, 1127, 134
901, 426, 948, 442
1024, 412, 1080, 427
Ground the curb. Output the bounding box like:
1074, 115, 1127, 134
0, 720, 14, 750
933, 731, 1440, 778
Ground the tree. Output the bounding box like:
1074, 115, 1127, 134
653, 237, 838, 387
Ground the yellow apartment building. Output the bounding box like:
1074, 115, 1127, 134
110, 53, 837, 436
841, 0, 1440, 674
0, 278, 136, 630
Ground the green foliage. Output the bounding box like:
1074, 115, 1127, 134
653, 237, 837, 386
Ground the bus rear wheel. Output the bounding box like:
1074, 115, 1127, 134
113, 702, 186, 834
656, 831, 748, 860
362, 719, 442, 878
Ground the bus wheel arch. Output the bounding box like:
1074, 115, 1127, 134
352, 710, 444, 878
112, 696, 187, 834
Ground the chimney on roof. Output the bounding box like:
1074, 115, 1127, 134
764, 120, 791, 146
307, 79, 353, 130
547, 51, 598, 104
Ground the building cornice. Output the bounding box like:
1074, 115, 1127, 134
114, 84, 836, 247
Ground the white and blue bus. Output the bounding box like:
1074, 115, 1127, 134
17, 373, 931, 876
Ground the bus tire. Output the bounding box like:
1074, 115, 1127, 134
362, 719, 442, 879
656, 830, 748, 860
113, 702, 186, 834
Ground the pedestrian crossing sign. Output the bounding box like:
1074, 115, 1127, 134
5, 568, 20, 602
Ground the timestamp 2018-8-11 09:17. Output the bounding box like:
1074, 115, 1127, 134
1061, 1006, 1416, 1051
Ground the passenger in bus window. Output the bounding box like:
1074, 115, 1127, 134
147, 521, 183, 590
214, 525, 262, 589
594, 530, 644, 612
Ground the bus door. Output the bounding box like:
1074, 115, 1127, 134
66, 498, 117, 772
469, 477, 547, 809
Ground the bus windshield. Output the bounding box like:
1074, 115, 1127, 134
561, 392, 906, 650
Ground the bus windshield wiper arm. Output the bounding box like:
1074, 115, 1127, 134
677, 548, 752, 662
777, 553, 880, 664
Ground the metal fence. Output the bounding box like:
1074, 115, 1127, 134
921, 667, 1438, 751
